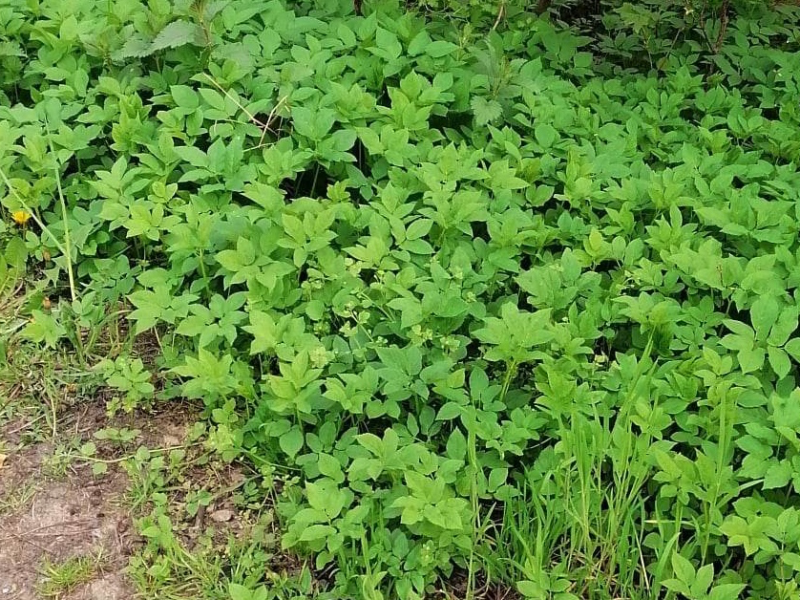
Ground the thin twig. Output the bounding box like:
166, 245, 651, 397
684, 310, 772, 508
202, 73, 287, 149
202, 73, 268, 128
258, 95, 288, 149
712, 0, 730, 54
491, 1, 506, 31
0, 519, 94, 540
4, 413, 46, 436
10, 528, 95, 539
66, 442, 202, 465
2, 534, 52, 554
50, 390, 58, 439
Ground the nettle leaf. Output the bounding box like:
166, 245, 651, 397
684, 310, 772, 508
150, 20, 206, 53
318, 453, 345, 483
170, 85, 200, 111
408, 29, 432, 56
374, 27, 402, 60
229, 583, 268, 600
174, 145, 208, 168
671, 552, 695, 585
112, 35, 153, 60
0, 41, 24, 58
763, 460, 792, 489
471, 96, 503, 126
199, 88, 226, 112
766, 302, 799, 346
708, 584, 747, 600
446, 428, 467, 461
720, 515, 779, 555
768, 346, 791, 379
23, 310, 66, 348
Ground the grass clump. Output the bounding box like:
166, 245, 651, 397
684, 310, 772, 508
38, 554, 101, 597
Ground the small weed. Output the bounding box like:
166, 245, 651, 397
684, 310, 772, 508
127, 510, 307, 600
40, 441, 83, 479
0, 480, 37, 516
94, 426, 142, 447
38, 554, 101, 598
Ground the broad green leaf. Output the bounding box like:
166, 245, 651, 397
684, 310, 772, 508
280, 428, 304, 458
426, 40, 458, 58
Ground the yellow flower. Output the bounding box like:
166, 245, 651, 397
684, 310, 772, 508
11, 210, 31, 226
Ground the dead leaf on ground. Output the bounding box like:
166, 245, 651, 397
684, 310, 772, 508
210, 509, 234, 523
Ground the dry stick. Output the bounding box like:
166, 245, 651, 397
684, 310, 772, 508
0, 384, 24, 410
202, 73, 268, 127
712, 0, 730, 54
0, 519, 95, 540
492, 1, 506, 31
698, 0, 729, 78
65, 442, 203, 466
49, 388, 58, 439
4, 413, 46, 436
12, 528, 95, 538
201, 73, 287, 150
4, 534, 52, 555
0, 281, 25, 316
658, 26, 685, 72
698, 4, 710, 49
257, 96, 288, 149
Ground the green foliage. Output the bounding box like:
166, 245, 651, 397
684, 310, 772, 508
2, 0, 800, 598
38, 555, 99, 597
98, 356, 156, 413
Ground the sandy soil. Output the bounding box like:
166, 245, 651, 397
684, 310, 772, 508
0, 402, 195, 600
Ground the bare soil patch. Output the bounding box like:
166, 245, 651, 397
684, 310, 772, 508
0, 401, 199, 600
0, 445, 132, 600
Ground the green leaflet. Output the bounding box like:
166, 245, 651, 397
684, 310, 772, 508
2, 0, 800, 598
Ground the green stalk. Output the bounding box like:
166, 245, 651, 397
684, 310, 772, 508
466, 418, 479, 600
45, 124, 78, 302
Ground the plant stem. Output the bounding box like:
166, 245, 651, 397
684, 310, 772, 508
46, 122, 78, 302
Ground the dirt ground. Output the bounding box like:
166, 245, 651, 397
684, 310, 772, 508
0, 443, 133, 598
0, 444, 132, 599
0, 403, 194, 600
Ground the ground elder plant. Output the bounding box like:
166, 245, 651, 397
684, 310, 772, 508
2, 0, 800, 598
